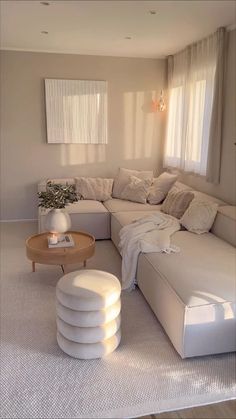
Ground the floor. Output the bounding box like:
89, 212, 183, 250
141, 400, 236, 418
1, 221, 235, 419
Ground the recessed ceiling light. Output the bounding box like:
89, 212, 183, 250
125, 36, 132, 40
41, 31, 49, 34
40, 1, 50, 5
149, 10, 157, 15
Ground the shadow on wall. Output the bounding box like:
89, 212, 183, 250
59, 90, 161, 168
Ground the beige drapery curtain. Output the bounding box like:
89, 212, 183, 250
164, 27, 226, 183
206, 27, 227, 184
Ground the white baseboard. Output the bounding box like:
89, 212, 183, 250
0, 218, 37, 223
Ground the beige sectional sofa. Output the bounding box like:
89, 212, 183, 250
38, 178, 236, 359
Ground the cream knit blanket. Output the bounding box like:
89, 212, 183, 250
119, 213, 180, 290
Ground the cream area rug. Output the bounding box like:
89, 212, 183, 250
1, 222, 235, 419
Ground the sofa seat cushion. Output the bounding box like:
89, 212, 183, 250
39, 200, 108, 215
112, 209, 161, 226
111, 213, 236, 304
137, 230, 236, 358
66, 201, 109, 214
103, 198, 160, 213
142, 231, 235, 307
110, 210, 162, 250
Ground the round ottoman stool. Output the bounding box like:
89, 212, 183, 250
56, 270, 121, 359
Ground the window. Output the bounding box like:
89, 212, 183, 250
165, 86, 184, 164
164, 35, 217, 176
45, 79, 107, 144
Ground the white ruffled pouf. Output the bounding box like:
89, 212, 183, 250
56, 270, 121, 359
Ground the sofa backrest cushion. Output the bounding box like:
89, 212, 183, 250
49, 178, 75, 186
211, 206, 236, 247
175, 183, 226, 207
174, 181, 193, 191
193, 190, 226, 206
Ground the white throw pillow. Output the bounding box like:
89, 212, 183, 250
148, 172, 178, 204
112, 168, 153, 199
75, 177, 113, 201
180, 199, 218, 234
161, 186, 194, 219
120, 175, 152, 204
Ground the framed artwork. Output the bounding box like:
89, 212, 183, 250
45, 78, 108, 144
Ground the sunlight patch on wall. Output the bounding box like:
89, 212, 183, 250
60, 144, 106, 166
123, 91, 157, 160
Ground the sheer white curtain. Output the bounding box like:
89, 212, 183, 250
164, 28, 225, 178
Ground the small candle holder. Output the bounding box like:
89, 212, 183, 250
48, 233, 58, 245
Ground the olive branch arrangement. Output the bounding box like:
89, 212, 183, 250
38, 182, 78, 209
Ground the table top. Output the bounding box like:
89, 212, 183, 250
26, 231, 95, 256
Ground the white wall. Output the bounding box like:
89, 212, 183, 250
0, 51, 166, 220
1, 31, 235, 221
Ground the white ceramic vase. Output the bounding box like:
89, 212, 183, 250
45, 209, 71, 234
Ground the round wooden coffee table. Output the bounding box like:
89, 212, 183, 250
26, 231, 95, 273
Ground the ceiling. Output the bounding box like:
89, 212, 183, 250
0, 0, 236, 58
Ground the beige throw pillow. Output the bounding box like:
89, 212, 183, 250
75, 177, 113, 201
148, 172, 178, 205
120, 176, 152, 204
112, 168, 153, 199
180, 199, 218, 234
161, 186, 194, 219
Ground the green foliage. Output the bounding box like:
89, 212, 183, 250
38, 182, 78, 209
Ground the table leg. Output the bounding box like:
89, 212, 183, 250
32, 261, 35, 272
83, 260, 87, 267
61, 265, 65, 274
